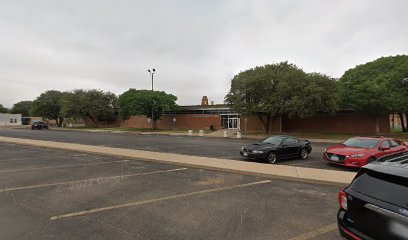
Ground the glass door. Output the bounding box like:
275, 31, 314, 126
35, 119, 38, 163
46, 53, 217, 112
228, 118, 238, 129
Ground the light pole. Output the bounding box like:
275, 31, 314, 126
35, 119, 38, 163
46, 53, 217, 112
148, 68, 155, 131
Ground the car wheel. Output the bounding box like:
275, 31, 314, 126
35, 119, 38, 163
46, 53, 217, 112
300, 148, 308, 159
266, 152, 278, 164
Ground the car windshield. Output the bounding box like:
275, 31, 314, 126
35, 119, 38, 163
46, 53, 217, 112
343, 138, 379, 149
263, 136, 283, 145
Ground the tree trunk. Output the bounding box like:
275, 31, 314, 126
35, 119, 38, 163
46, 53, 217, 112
391, 113, 395, 129
87, 114, 98, 128
55, 118, 62, 127
374, 116, 380, 134
278, 116, 283, 133
404, 113, 408, 132
270, 116, 278, 133
399, 112, 407, 132
258, 114, 271, 134
153, 119, 157, 131
58, 117, 64, 127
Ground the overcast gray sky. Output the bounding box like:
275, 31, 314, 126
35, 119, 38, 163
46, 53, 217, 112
1, 0, 407, 108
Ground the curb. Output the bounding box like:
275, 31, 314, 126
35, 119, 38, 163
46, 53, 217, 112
0, 136, 355, 186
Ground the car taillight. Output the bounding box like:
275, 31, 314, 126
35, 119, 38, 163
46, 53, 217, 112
338, 190, 348, 210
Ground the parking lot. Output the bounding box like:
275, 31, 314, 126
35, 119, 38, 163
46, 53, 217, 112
0, 128, 355, 172
0, 142, 341, 239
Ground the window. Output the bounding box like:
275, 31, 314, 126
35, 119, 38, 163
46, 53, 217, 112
283, 138, 297, 145
343, 138, 379, 149
350, 169, 408, 208
389, 140, 401, 148
9, 119, 13, 123
380, 141, 390, 148
263, 136, 283, 145
14, 119, 17, 123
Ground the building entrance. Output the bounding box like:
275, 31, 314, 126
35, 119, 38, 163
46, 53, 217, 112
221, 114, 239, 129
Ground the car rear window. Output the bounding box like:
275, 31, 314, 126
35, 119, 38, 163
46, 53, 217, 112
350, 169, 408, 208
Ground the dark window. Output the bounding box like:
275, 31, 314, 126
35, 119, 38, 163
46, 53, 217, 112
220, 115, 228, 129
263, 136, 284, 145
350, 169, 408, 207
389, 140, 401, 148
283, 138, 297, 145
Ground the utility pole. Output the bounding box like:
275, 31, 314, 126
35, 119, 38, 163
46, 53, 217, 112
148, 68, 155, 131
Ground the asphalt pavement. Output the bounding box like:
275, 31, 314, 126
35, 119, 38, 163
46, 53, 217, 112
0, 142, 341, 240
0, 128, 356, 172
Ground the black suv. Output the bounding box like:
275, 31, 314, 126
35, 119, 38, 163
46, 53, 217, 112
31, 120, 49, 130
337, 151, 408, 240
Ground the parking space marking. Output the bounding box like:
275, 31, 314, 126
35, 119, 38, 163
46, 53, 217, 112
0, 160, 130, 173
0, 168, 187, 193
50, 180, 271, 221
288, 223, 337, 240
0, 154, 89, 162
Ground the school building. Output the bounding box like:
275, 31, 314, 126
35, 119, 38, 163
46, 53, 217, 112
116, 96, 390, 134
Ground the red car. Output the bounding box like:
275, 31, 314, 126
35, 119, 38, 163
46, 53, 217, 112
323, 136, 408, 168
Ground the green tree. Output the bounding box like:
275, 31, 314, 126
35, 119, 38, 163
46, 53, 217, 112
225, 62, 339, 133
340, 55, 408, 133
11, 101, 33, 117
118, 89, 178, 130
0, 104, 8, 113
30, 90, 65, 127
62, 89, 118, 127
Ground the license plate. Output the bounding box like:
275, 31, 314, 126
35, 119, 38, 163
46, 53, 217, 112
243, 152, 248, 157
331, 155, 339, 161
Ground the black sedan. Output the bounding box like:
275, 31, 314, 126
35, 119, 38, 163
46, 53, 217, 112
240, 135, 312, 163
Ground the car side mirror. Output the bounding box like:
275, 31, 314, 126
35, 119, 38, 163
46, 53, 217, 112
380, 146, 390, 151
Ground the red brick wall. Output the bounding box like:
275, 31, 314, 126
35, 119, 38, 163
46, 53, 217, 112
282, 114, 390, 134
160, 114, 221, 130
122, 114, 221, 130
85, 117, 120, 128
121, 116, 151, 128
240, 115, 282, 133
100, 113, 391, 134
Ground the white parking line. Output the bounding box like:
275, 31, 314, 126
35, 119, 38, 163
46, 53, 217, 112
0, 160, 130, 173
50, 180, 271, 221
0, 154, 89, 162
288, 223, 338, 240
0, 168, 187, 193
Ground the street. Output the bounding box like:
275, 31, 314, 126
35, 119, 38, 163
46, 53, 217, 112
0, 128, 356, 172
0, 142, 341, 239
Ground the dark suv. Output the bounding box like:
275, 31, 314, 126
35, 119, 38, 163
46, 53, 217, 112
337, 152, 408, 240
31, 120, 49, 130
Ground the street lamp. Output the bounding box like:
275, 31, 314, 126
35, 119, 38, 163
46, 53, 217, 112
148, 68, 156, 131
148, 68, 155, 91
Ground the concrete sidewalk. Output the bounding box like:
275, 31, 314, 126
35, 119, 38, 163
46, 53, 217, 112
0, 136, 356, 186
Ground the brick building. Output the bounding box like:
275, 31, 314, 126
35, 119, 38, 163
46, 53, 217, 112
85, 96, 390, 134
117, 97, 390, 134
